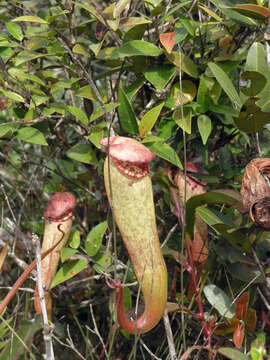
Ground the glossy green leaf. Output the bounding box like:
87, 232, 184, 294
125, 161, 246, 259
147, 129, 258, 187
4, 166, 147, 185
0, 125, 15, 138
203, 284, 236, 318
51, 259, 88, 288
8, 68, 46, 86
16, 127, 48, 146
75, 85, 100, 101
72, 43, 90, 57
218, 347, 250, 360
2, 90, 24, 103
146, 140, 183, 169
208, 62, 242, 110
69, 230, 81, 249
119, 17, 151, 29
139, 102, 164, 138
85, 221, 107, 257
12, 15, 48, 24
111, 40, 162, 59
66, 144, 98, 165
173, 107, 192, 134
186, 192, 242, 237
118, 86, 138, 134
143, 65, 176, 91
168, 81, 197, 108
5, 22, 23, 41
88, 123, 107, 149
66, 105, 89, 125
245, 42, 269, 74
61, 247, 77, 262
197, 114, 212, 145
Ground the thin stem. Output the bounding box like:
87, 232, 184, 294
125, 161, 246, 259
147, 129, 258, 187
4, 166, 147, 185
35, 234, 55, 360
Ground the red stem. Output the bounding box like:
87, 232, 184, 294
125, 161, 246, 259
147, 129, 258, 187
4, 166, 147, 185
0, 225, 64, 315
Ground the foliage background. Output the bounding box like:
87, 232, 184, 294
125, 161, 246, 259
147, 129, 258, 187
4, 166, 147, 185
0, 0, 270, 359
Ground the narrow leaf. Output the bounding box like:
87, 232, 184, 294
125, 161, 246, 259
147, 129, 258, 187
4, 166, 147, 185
118, 86, 138, 134
139, 102, 164, 138
5, 22, 23, 41
218, 347, 249, 360
146, 141, 183, 169
208, 62, 242, 109
12, 16, 48, 24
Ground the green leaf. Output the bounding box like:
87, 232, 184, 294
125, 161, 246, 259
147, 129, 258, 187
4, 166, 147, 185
173, 107, 192, 134
16, 127, 48, 146
75, 85, 100, 101
61, 247, 77, 262
186, 192, 242, 238
88, 123, 107, 149
66, 105, 89, 125
12, 15, 48, 24
236, 99, 270, 133
2, 90, 24, 103
167, 52, 198, 78
208, 62, 242, 110
139, 102, 164, 138
69, 230, 81, 249
0, 125, 15, 138
245, 42, 269, 75
111, 40, 162, 59
146, 140, 183, 169
197, 114, 212, 145
218, 347, 250, 360
143, 65, 176, 91
8, 67, 46, 86
240, 71, 266, 97
85, 221, 107, 257
74, 1, 105, 24
66, 144, 98, 165
72, 43, 90, 57
89, 103, 119, 123
51, 259, 88, 288
5, 22, 23, 41
118, 86, 138, 134
203, 284, 236, 318
119, 17, 151, 29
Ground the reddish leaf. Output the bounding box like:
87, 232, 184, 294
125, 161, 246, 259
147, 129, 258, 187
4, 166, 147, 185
246, 308, 257, 332
236, 292, 249, 321
233, 321, 245, 349
235, 4, 270, 19
160, 32, 176, 54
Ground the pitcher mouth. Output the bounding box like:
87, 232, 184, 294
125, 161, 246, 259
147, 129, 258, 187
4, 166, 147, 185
46, 209, 73, 223
113, 159, 148, 179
